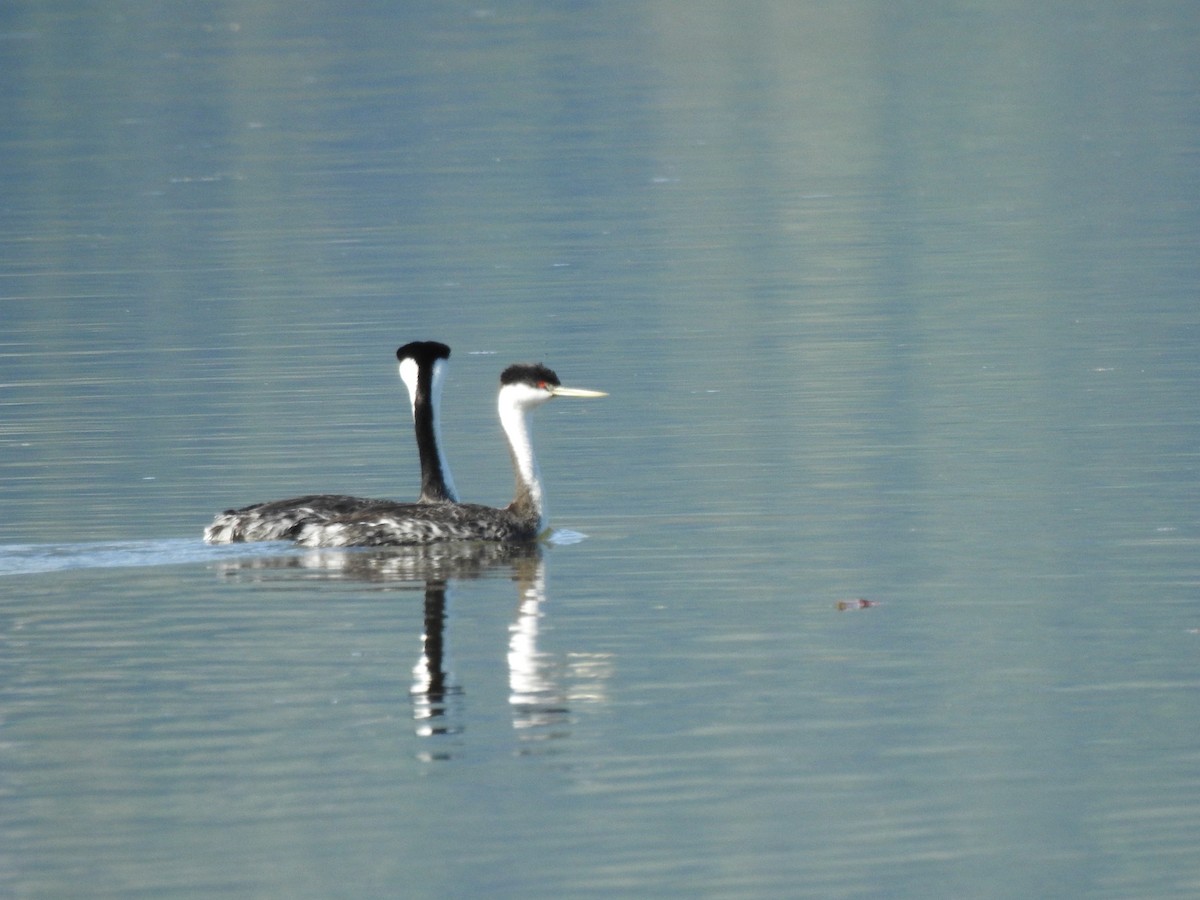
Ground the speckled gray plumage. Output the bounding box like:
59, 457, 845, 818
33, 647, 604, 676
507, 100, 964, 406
292, 499, 542, 547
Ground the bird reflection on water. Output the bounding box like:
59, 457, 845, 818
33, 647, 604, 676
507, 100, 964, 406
211, 542, 612, 759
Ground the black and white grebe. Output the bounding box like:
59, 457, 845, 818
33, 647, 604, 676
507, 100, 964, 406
291, 363, 606, 547
204, 341, 457, 544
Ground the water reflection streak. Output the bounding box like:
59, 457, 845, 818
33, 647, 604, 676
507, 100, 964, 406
213, 543, 611, 760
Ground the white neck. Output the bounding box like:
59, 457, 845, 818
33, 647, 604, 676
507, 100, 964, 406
398, 357, 420, 416
497, 384, 547, 520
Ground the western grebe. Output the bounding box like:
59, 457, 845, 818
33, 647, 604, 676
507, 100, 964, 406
290, 363, 606, 547
203, 341, 457, 544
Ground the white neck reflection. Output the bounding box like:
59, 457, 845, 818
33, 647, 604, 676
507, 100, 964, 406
507, 557, 613, 746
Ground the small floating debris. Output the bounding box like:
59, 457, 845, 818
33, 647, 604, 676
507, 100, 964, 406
836, 598, 878, 611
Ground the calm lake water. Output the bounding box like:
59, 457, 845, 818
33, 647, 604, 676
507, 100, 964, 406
3, 2, 1199, 897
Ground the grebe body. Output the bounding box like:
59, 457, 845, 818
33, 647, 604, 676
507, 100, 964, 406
204, 341, 455, 544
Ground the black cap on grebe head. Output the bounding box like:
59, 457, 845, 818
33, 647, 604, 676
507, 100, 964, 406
500, 363, 560, 389
397, 341, 451, 366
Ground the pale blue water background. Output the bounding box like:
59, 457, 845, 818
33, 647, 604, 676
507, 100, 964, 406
2, 2, 1199, 897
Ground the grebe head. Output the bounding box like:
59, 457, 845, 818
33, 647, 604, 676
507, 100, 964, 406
396, 341, 452, 413
498, 363, 607, 411
396, 340, 451, 367
496, 363, 605, 523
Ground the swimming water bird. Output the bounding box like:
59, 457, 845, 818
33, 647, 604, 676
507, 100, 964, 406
290, 363, 606, 547
204, 341, 457, 544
